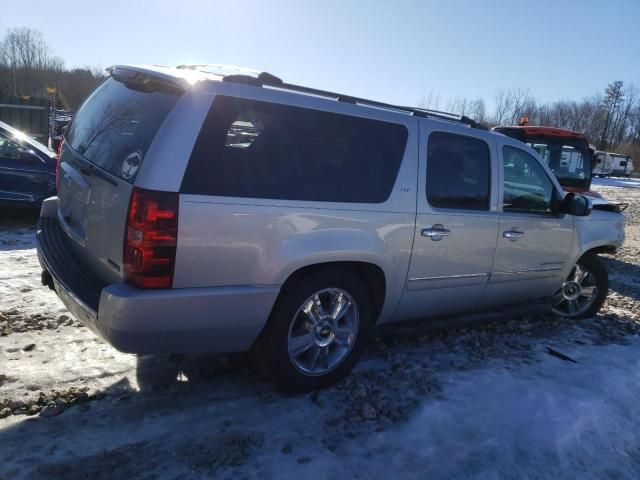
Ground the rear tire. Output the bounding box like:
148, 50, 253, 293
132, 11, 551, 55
552, 254, 608, 319
255, 267, 373, 392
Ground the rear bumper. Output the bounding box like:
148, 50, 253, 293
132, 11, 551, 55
36, 215, 279, 354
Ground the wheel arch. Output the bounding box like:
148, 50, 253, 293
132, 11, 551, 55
275, 260, 388, 324
582, 244, 618, 257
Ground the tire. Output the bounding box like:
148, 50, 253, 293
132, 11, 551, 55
552, 254, 608, 319
255, 267, 373, 392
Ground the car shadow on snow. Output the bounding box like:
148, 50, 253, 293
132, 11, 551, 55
0, 207, 39, 252
0, 205, 39, 226
601, 256, 640, 301
1, 310, 639, 479
134, 352, 262, 393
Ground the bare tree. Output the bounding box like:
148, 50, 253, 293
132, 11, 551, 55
469, 98, 486, 124
599, 81, 625, 149
0, 27, 104, 109
0, 27, 56, 96
418, 90, 441, 110
493, 89, 512, 125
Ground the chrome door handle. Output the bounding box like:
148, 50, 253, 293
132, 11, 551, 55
503, 228, 524, 241
422, 224, 450, 241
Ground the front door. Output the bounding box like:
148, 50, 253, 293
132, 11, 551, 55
486, 144, 573, 304
395, 129, 500, 322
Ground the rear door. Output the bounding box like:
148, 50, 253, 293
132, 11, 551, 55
485, 144, 573, 304
57, 76, 182, 282
395, 127, 500, 321
0, 130, 52, 203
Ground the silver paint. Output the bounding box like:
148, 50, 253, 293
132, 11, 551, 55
37, 64, 625, 355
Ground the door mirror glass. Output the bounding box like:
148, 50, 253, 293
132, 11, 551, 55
560, 192, 591, 217
19, 149, 39, 162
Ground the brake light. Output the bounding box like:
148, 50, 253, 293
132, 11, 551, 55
123, 188, 179, 289
55, 139, 64, 191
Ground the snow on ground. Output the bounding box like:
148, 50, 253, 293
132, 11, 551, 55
592, 176, 640, 189
0, 221, 67, 321
1, 181, 640, 479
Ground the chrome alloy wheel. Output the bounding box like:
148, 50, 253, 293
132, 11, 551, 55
287, 288, 359, 376
552, 264, 599, 317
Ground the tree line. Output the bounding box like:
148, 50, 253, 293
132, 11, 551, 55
0, 27, 105, 109
1, 26, 638, 159
420, 81, 640, 158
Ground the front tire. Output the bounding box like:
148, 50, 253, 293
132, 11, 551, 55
256, 267, 373, 392
552, 254, 608, 319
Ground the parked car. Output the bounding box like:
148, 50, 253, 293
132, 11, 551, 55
37, 65, 625, 391
0, 120, 57, 207
610, 152, 634, 177
593, 150, 615, 177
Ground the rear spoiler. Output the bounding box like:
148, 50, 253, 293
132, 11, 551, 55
107, 66, 186, 93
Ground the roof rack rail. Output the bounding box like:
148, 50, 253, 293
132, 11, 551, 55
176, 64, 263, 75
176, 64, 487, 130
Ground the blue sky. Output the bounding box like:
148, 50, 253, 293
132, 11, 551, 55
2, 0, 638, 109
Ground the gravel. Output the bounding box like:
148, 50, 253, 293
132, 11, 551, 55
0, 386, 95, 417
0, 311, 78, 336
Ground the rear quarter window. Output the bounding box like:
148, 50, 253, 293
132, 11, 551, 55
65, 77, 181, 183
181, 96, 408, 203
426, 131, 491, 210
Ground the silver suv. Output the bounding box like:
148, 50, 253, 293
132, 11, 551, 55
37, 65, 624, 391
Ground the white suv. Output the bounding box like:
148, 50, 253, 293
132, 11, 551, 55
37, 65, 624, 390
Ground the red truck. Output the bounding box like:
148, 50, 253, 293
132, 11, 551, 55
493, 119, 600, 199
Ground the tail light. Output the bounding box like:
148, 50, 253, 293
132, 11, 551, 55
55, 139, 64, 191
123, 188, 179, 289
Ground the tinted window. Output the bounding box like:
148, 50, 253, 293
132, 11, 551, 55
65, 77, 180, 183
426, 131, 490, 210
0, 122, 54, 157
181, 96, 408, 203
503, 146, 553, 213
526, 141, 590, 186
0, 132, 27, 159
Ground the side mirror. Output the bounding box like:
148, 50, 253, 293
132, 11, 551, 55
19, 149, 40, 163
560, 192, 591, 217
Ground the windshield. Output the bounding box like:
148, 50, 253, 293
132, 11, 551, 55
526, 140, 591, 188
0, 120, 55, 157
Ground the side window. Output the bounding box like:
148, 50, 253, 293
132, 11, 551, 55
502, 146, 554, 214
0, 132, 26, 159
181, 96, 408, 203
426, 131, 490, 210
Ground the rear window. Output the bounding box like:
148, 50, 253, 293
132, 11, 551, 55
426, 131, 490, 210
181, 96, 408, 203
65, 77, 180, 182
